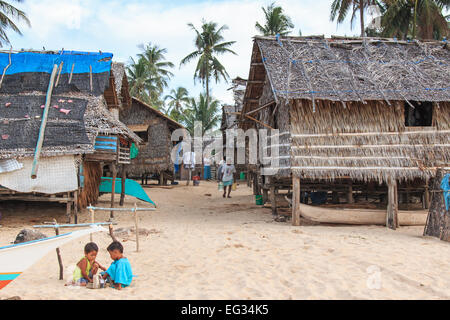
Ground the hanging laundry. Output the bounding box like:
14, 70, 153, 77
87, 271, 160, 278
1, 134, 9, 140
441, 174, 450, 211
24, 114, 30, 118
58, 99, 65, 103
53, 105, 59, 109
59, 108, 71, 115
67, 100, 73, 103
40, 104, 45, 109
4, 102, 11, 107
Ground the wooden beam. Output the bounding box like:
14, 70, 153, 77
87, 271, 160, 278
244, 98, 260, 103
292, 176, 301, 226
246, 100, 276, 116
31, 64, 58, 179
247, 80, 264, 84
245, 114, 274, 130
387, 176, 399, 230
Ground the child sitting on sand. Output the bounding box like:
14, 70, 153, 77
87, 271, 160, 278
101, 241, 133, 290
72, 242, 106, 286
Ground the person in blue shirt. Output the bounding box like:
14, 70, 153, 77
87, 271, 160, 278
101, 241, 133, 290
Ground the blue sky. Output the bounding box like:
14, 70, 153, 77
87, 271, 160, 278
7, 0, 361, 104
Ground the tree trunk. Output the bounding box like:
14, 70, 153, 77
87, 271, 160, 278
413, 0, 418, 39
360, 0, 365, 37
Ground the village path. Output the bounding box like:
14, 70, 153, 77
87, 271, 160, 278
0, 180, 450, 300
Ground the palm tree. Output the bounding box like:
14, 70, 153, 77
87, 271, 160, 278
255, 2, 294, 36
180, 20, 236, 112
330, 0, 376, 37
164, 87, 190, 122
137, 42, 174, 91
181, 93, 221, 136
379, 0, 449, 39
0, 0, 30, 47
126, 57, 160, 106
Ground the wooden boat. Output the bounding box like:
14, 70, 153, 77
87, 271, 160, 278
0, 225, 106, 290
298, 203, 427, 226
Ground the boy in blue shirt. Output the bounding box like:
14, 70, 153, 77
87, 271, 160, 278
102, 241, 133, 290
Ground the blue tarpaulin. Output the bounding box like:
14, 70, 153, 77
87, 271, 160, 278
0, 51, 113, 75
99, 177, 156, 206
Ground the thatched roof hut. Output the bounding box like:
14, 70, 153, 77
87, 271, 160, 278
119, 97, 184, 179
0, 49, 140, 221
239, 35, 450, 226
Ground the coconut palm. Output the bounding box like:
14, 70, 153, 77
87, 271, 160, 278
137, 42, 174, 91
0, 0, 30, 47
255, 2, 294, 36
379, 0, 449, 39
180, 20, 236, 112
163, 87, 190, 122
126, 57, 161, 107
181, 93, 221, 136
330, 0, 379, 37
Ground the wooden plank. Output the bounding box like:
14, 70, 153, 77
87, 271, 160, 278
245, 114, 274, 130
292, 176, 301, 226
246, 100, 276, 116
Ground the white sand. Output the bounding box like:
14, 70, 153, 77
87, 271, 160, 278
0, 181, 449, 300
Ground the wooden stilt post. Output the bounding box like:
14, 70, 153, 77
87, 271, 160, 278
119, 165, 126, 206
186, 168, 191, 186
387, 176, 399, 230
110, 163, 117, 219
66, 192, 72, 224
74, 190, 78, 225
262, 188, 269, 204
347, 181, 354, 204
133, 203, 139, 252
53, 219, 64, 280
292, 176, 301, 226
270, 185, 277, 216
159, 172, 164, 186
424, 177, 430, 209
89, 205, 95, 242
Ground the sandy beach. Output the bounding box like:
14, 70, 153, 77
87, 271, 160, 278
0, 181, 449, 300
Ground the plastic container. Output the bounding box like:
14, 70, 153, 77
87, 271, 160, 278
255, 195, 263, 205
232, 183, 237, 191
240, 172, 245, 180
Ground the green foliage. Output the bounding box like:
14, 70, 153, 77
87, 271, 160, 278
127, 43, 174, 110
181, 93, 221, 136
255, 2, 294, 36
180, 20, 236, 90
0, 0, 30, 47
379, 0, 449, 40
163, 86, 190, 123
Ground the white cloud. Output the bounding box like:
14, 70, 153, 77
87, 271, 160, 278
9, 0, 358, 104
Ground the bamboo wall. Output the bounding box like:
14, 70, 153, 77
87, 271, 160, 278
289, 99, 450, 183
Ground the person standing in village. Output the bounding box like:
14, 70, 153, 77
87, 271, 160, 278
203, 155, 212, 180
221, 158, 236, 198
